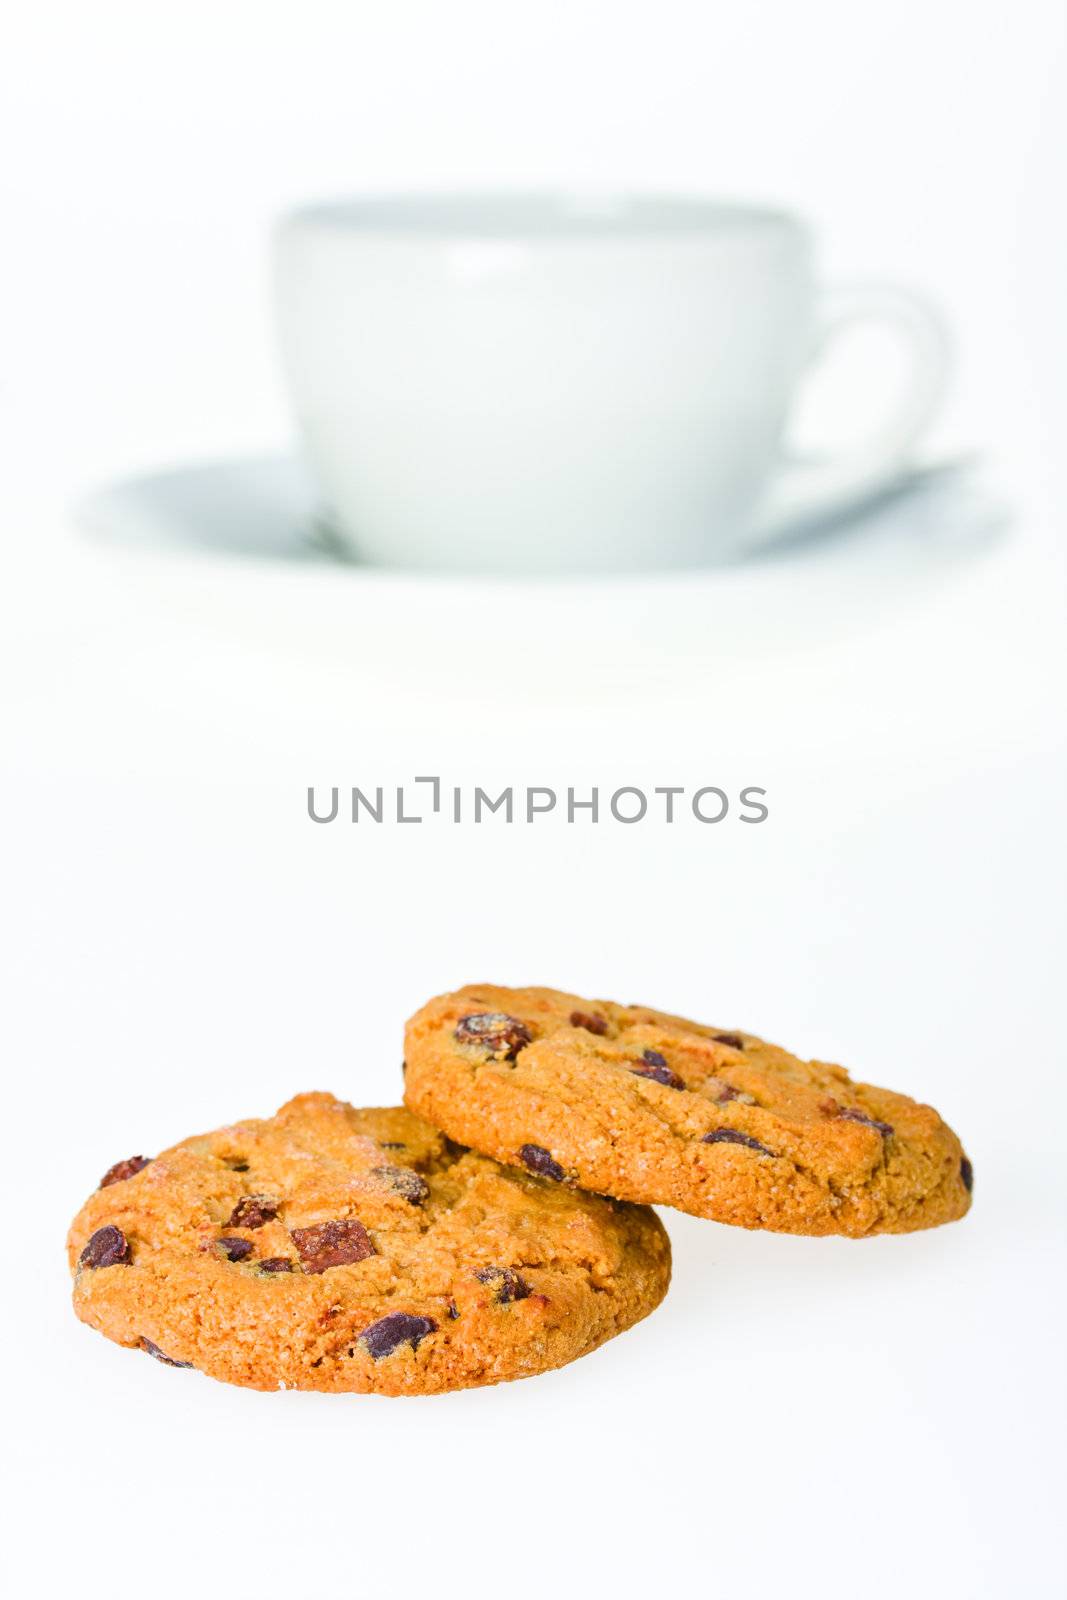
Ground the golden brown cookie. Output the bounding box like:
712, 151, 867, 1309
404, 985, 973, 1237
67, 1092, 670, 1394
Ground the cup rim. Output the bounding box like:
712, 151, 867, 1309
278, 190, 803, 243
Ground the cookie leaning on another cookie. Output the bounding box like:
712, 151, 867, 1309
403, 985, 973, 1237
67, 1092, 671, 1395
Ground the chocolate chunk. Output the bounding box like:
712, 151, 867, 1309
140, 1337, 192, 1368
454, 1012, 532, 1059
258, 1257, 294, 1274
370, 1165, 430, 1205
99, 1155, 150, 1189
290, 1218, 375, 1274
713, 1032, 745, 1050
475, 1266, 532, 1304
359, 1311, 437, 1361
570, 1010, 609, 1035
79, 1225, 131, 1269
215, 1236, 254, 1262
838, 1107, 894, 1139
447, 1300, 460, 1320
960, 1156, 974, 1192
519, 1143, 565, 1182
227, 1195, 278, 1229
632, 1049, 685, 1089
701, 1129, 773, 1156
706, 1078, 756, 1105
226, 1160, 250, 1173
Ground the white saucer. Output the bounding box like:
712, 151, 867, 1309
74, 450, 1009, 697
79, 448, 1005, 573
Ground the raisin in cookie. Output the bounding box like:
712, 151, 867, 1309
68, 1092, 670, 1394
404, 986, 973, 1237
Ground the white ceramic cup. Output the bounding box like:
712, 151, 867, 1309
274, 193, 949, 573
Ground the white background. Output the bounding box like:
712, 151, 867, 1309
2, 5, 1065, 1598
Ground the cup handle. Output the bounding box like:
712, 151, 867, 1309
750, 283, 952, 543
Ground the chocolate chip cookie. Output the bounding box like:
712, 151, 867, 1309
68, 1092, 671, 1394
404, 985, 973, 1237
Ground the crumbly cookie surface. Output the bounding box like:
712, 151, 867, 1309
404, 986, 973, 1237
67, 1092, 670, 1394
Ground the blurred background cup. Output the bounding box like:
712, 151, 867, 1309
274, 192, 950, 574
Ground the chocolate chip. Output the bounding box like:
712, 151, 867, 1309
447, 1300, 460, 1320
475, 1266, 532, 1304
632, 1049, 685, 1089
359, 1311, 437, 1361
290, 1219, 375, 1274
837, 1107, 894, 1138
140, 1337, 192, 1368
713, 1032, 745, 1050
706, 1077, 754, 1105
258, 1257, 294, 1274
99, 1155, 150, 1189
215, 1236, 254, 1262
227, 1160, 250, 1173
960, 1156, 974, 1192
454, 1012, 533, 1059
79, 1225, 131, 1269
519, 1143, 565, 1182
570, 1010, 608, 1035
701, 1129, 773, 1156
370, 1165, 430, 1205
227, 1195, 278, 1229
